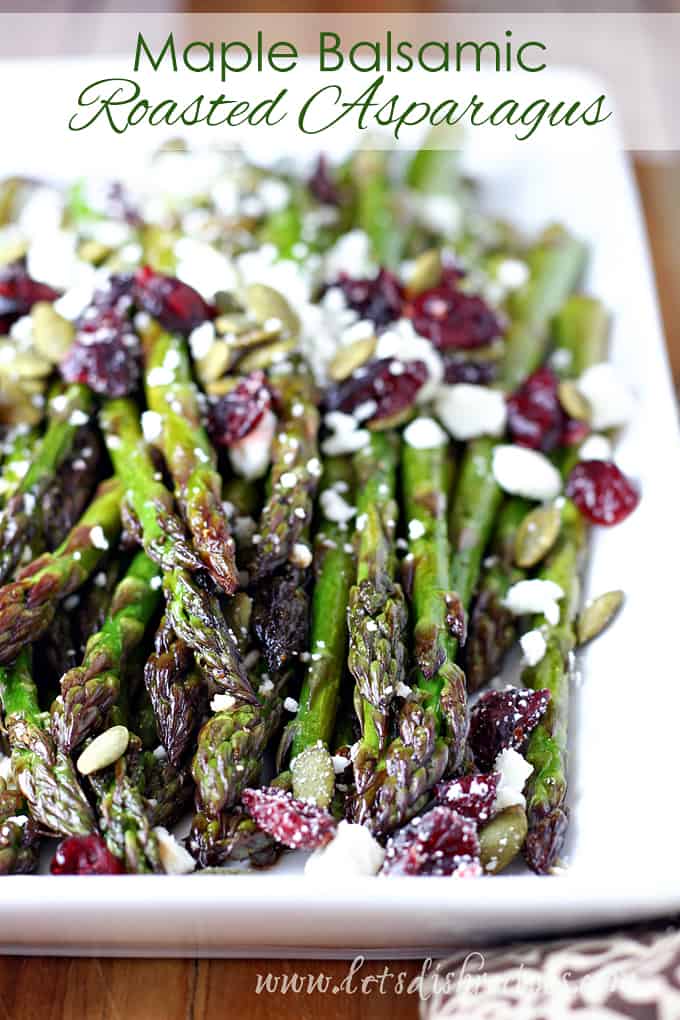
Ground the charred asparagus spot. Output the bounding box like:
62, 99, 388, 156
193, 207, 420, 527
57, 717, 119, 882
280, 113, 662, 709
0, 649, 95, 837
144, 613, 204, 767
143, 327, 239, 595
0, 384, 94, 584
0, 477, 122, 664
249, 368, 321, 582
52, 551, 163, 753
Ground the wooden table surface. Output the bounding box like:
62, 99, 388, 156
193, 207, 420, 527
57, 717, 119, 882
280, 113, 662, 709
0, 153, 677, 1020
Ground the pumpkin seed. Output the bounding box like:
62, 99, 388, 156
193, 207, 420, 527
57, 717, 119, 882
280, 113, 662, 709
558, 380, 591, 422
367, 406, 415, 432
31, 302, 75, 363
291, 745, 335, 809
215, 313, 253, 336
206, 377, 240, 397
576, 590, 624, 646
2, 350, 53, 380
214, 290, 243, 316
514, 504, 562, 568
243, 283, 299, 338
196, 340, 231, 384
0, 237, 27, 267
78, 240, 112, 265
328, 336, 376, 382
479, 805, 528, 873
405, 249, 442, 297
76, 725, 130, 775
238, 336, 297, 373
0, 383, 42, 426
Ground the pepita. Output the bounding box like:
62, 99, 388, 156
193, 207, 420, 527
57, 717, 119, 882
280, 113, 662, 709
328, 336, 376, 382
514, 504, 562, 568
206, 377, 241, 397
576, 590, 624, 646
367, 405, 415, 432
479, 805, 528, 873
558, 380, 591, 422
78, 240, 112, 265
5, 350, 53, 380
76, 725, 130, 775
243, 283, 299, 338
405, 249, 442, 297
238, 336, 297, 373
196, 340, 231, 384
31, 302, 75, 363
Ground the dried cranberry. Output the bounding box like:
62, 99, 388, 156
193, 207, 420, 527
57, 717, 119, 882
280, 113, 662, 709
208, 371, 272, 447
405, 271, 501, 351
506, 366, 564, 451
242, 787, 337, 851
561, 417, 590, 447
435, 772, 500, 824
0, 261, 61, 331
308, 155, 341, 207
133, 266, 212, 335
443, 354, 497, 386
566, 460, 640, 526
51, 834, 125, 875
334, 270, 404, 329
469, 687, 550, 771
324, 357, 427, 424
382, 806, 481, 877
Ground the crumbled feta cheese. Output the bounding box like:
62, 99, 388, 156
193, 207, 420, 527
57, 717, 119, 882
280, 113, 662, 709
352, 399, 377, 423
550, 348, 572, 372
324, 229, 375, 281
408, 519, 426, 541
505, 579, 564, 626
89, 525, 109, 551
435, 384, 507, 441
304, 820, 385, 878
154, 827, 196, 875
150, 575, 162, 591
0, 755, 13, 782
520, 629, 547, 667
403, 416, 448, 450
147, 365, 175, 387
290, 542, 312, 569
189, 320, 216, 361
322, 411, 370, 456
496, 258, 529, 290
576, 363, 634, 431
492, 445, 562, 502
175, 237, 237, 301
68, 409, 89, 427
284, 697, 299, 713
493, 748, 534, 811
579, 433, 613, 462
307, 457, 322, 477
141, 410, 163, 443
332, 754, 350, 774
320, 488, 356, 525
229, 409, 276, 480
395, 681, 413, 698
258, 677, 274, 696
210, 693, 236, 712
280, 471, 297, 490
410, 193, 462, 238
258, 177, 290, 213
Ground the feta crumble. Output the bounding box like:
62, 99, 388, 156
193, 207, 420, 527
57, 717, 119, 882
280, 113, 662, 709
154, 827, 196, 875
284, 697, 299, 713
435, 384, 507, 441
408, 519, 426, 541
304, 820, 385, 879
320, 488, 357, 525
210, 693, 236, 713
141, 410, 163, 443
493, 748, 534, 811
403, 416, 448, 450
290, 542, 312, 569
520, 629, 547, 667
492, 445, 562, 502
89, 525, 109, 551
579, 433, 613, 462
229, 409, 276, 480
505, 579, 564, 626
576, 363, 634, 431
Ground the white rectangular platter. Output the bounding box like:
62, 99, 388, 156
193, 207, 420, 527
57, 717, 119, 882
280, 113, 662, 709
1, 58, 680, 956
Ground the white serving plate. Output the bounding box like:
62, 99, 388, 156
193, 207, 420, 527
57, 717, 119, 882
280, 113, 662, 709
1, 57, 680, 956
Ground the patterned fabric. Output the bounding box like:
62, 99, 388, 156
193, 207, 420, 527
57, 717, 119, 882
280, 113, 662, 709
422, 924, 680, 1020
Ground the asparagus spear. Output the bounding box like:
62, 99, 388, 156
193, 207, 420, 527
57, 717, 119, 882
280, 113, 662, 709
288, 456, 355, 759
42, 424, 102, 551
349, 432, 408, 802
188, 807, 278, 869
249, 369, 320, 582
144, 614, 204, 767
100, 398, 255, 704
52, 550, 163, 753
0, 477, 122, 663
143, 328, 238, 594
351, 150, 403, 269
0, 777, 40, 874
0, 424, 39, 507
0, 650, 95, 836
0, 384, 94, 583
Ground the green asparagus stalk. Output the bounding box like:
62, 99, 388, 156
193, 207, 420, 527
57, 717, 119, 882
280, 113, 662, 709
100, 397, 255, 704
0, 777, 40, 874
288, 456, 355, 759
143, 328, 238, 594
91, 740, 162, 874
0, 649, 95, 836
0, 384, 94, 582
188, 807, 278, 869
52, 550, 163, 753
249, 369, 320, 581
42, 424, 102, 551
351, 150, 403, 269
349, 432, 408, 802
0, 424, 39, 507
0, 477, 122, 663
144, 614, 204, 767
